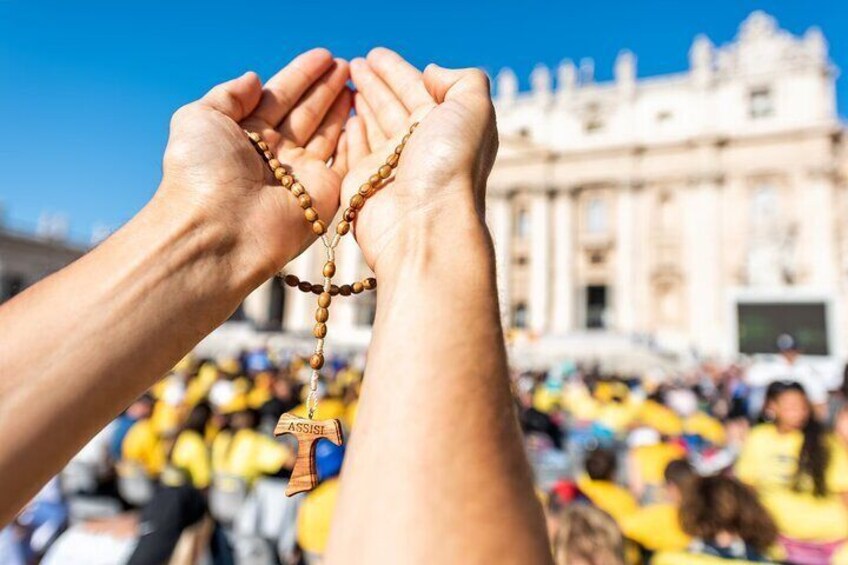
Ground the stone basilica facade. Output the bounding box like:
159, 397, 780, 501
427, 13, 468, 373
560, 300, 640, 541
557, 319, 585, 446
246, 12, 848, 361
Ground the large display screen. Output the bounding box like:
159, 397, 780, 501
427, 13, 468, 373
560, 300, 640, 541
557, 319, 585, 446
737, 302, 829, 355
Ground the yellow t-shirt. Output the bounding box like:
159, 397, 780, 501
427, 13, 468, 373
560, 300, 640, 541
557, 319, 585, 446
343, 400, 359, 430
684, 412, 726, 445
631, 443, 686, 487
212, 429, 291, 484
121, 419, 165, 477
577, 476, 638, 524
735, 423, 848, 541
621, 503, 690, 552
652, 551, 768, 565
290, 398, 347, 421
168, 430, 211, 489
297, 478, 341, 554
638, 400, 683, 437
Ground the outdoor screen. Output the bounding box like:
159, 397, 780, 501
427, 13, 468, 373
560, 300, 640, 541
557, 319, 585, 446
737, 302, 829, 355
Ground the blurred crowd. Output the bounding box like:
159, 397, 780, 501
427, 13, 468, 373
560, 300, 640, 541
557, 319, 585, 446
3, 336, 848, 564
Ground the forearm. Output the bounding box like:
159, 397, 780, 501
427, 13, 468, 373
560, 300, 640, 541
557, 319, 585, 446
326, 201, 552, 564
0, 194, 264, 523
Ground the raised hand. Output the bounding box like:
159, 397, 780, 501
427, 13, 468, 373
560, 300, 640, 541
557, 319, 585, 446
344, 48, 499, 273
157, 48, 351, 280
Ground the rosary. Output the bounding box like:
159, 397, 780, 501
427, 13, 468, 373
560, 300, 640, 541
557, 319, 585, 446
243, 122, 418, 495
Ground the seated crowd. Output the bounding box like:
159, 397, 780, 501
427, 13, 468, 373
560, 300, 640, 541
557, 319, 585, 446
4, 346, 848, 564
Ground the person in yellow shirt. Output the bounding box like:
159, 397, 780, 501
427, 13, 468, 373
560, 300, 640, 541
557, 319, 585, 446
576, 448, 638, 525
163, 402, 213, 489
736, 381, 848, 553
121, 416, 165, 478
621, 458, 694, 554
626, 428, 686, 502
211, 408, 291, 484
297, 440, 346, 564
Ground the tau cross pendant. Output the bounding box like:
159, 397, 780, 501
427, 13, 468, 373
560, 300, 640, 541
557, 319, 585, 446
274, 412, 344, 496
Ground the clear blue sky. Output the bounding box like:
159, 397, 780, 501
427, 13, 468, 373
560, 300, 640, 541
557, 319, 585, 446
1, 0, 845, 243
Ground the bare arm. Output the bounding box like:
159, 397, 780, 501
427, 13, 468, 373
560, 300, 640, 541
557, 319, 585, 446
0, 48, 353, 524
326, 49, 552, 564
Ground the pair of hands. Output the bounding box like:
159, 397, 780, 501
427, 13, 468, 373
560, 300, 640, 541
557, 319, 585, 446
157, 48, 498, 285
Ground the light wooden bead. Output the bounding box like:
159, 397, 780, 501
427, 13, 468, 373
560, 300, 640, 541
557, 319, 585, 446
358, 183, 373, 197
291, 182, 305, 196
402, 134, 411, 144
350, 194, 365, 209
363, 277, 377, 290
312, 220, 326, 235
298, 281, 312, 292
263, 150, 274, 161
274, 168, 287, 180
369, 174, 381, 187
310, 353, 324, 370
323, 261, 336, 277
298, 194, 312, 209
337, 221, 350, 235
257, 141, 269, 151
313, 323, 327, 338
281, 175, 294, 188
311, 284, 323, 295
410, 122, 419, 131
339, 284, 352, 296
394, 144, 404, 155
268, 159, 281, 170
378, 165, 392, 179
284, 274, 299, 287
352, 282, 364, 294
247, 131, 261, 142
304, 207, 319, 222
318, 292, 331, 308
329, 285, 340, 296
343, 208, 357, 222
316, 307, 329, 322
387, 154, 399, 168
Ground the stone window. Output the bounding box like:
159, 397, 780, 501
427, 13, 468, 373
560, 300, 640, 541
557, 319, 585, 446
749, 87, 774, 118
586, 198, 607, 234
512, 302, 528, 329
514, 207, 530, 239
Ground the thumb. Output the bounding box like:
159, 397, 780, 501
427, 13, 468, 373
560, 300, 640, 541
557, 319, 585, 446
200, 71, 263, 122
422, 64, 492, 107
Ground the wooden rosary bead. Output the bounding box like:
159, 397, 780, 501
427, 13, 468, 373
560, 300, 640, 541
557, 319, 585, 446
311, 284, 324, 295
336, 221, 350, 235
369, 174, 381, 187
310, 353, 325, 370
281, 175, 294, 188
358, 183, 373, 197
284, 274, 300, 287
339, 284, 352, 296
315, 307, 329, 323
410, 122, 419, 131
352, 282, 364, 294
291, 182, 305, 196
394, 144, 404, 155
312, 220, 326, 235
323, 261, 336, 277
257, 141, 269, 151
378, 164, 392, 179
263, 150, 274, 161
274, 168, 287, 180
363, 277, 377, 290
318, 292, 332, 308
350, 194, 365, 210
304, 207, 319, 222
268, 158, 281, 170
329, 285, 340, 296
247, 131, 261, 143
298, 281, 312, 292
298, 194, 312, 209
343, 208, 356, 222
387, 153, 399, 168
402, 134, 411, 144
313, 323, 327, 338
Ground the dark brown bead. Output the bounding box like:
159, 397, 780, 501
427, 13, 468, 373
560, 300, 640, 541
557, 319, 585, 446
312, 220, 326, 235
339, 284, 352, 296
329, 284, 340, 296
378, 165, 392, 179
298, 281, 312, 292
363, 277, 377, 290
247, 131, 261, 143
343, 208, 357, 222
315, 307, 329, 322
313, 323, 327, 338
318, 292, 332, 308
369, 174, 381, 187
350, 194, 365, 209
257, 141, 269, 151
268, 158, 281, 170
274, 167, 287, 180
323, 261, 336, 277
291, 182, 305, 196
298, 194, 312, 209
358, 183, 373, 197
387, 153, 399, 168
283, 274, 299, 287
311, 284, 324, 295
337, 221, 350, 235
309, 353, 324, 370
281, 175, 294, 188
352, 282, 364, 294
304, 207, 319, 222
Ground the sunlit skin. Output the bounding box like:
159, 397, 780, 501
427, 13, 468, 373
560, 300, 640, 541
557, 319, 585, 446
773, 390, 811, 433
